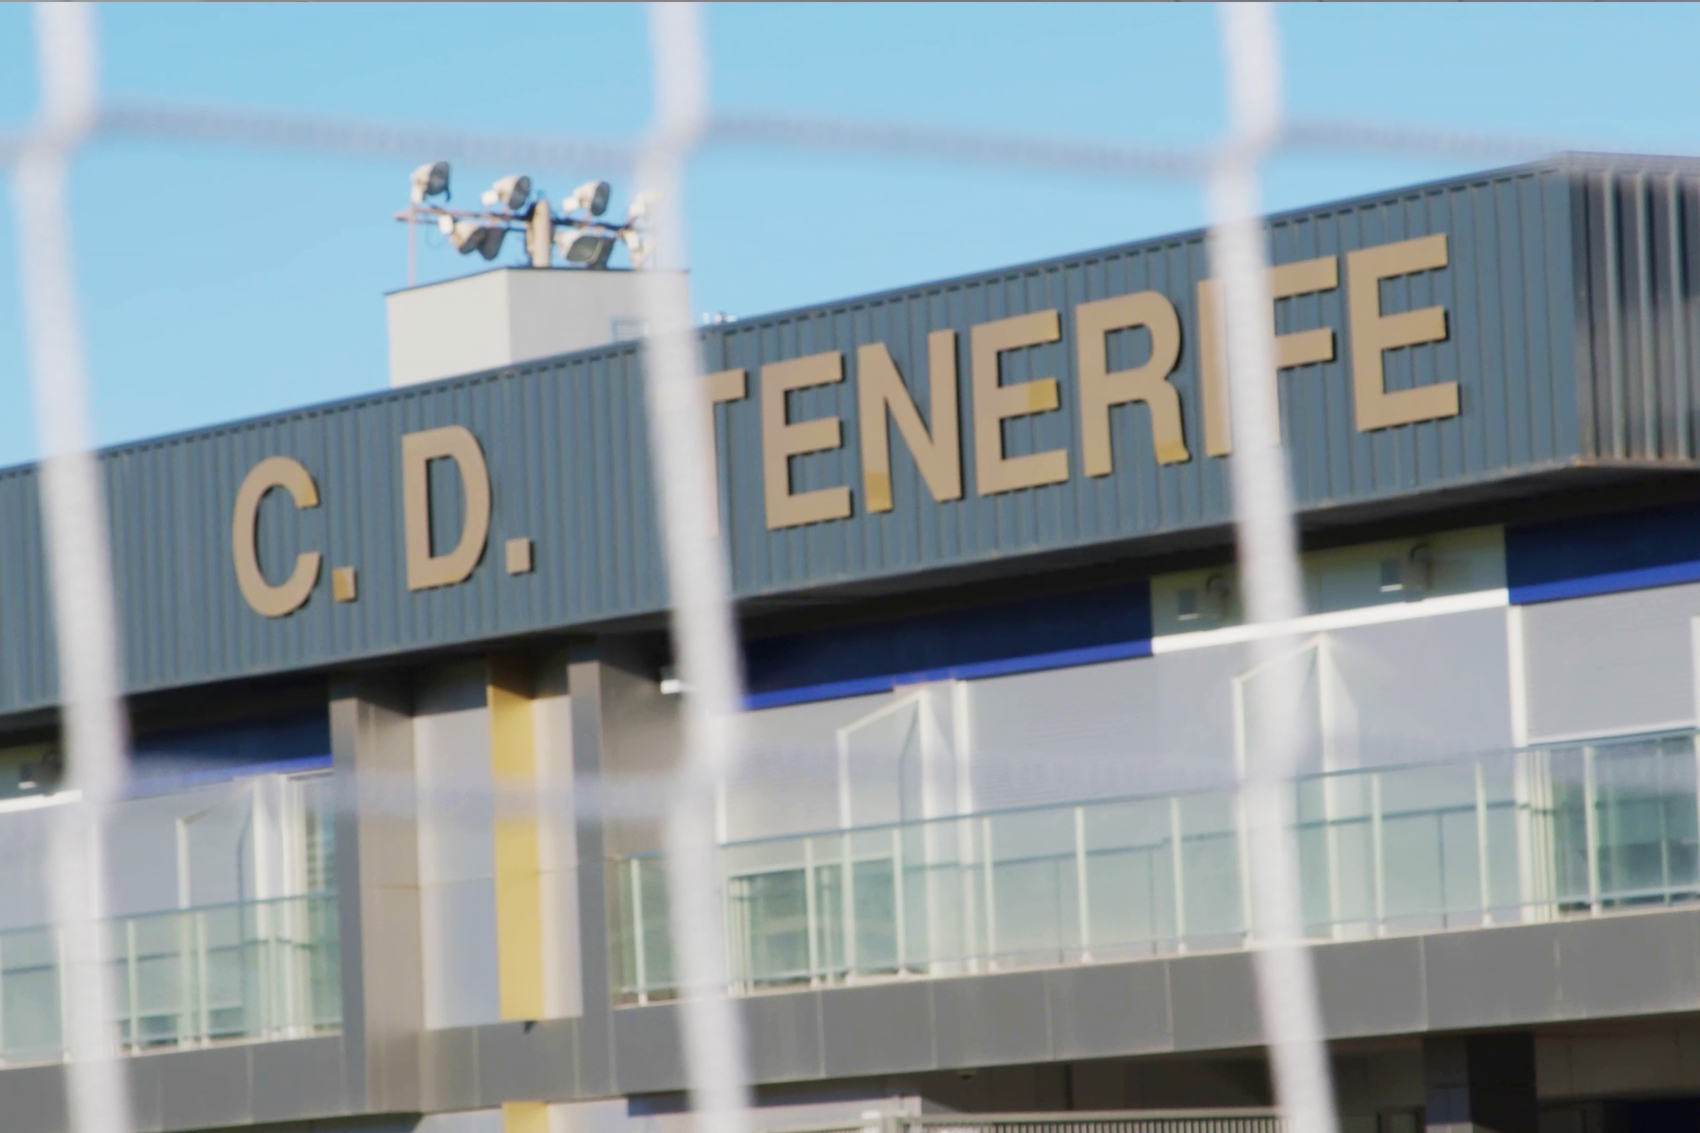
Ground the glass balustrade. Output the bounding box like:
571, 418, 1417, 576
0, 893, 340, 1066
613, 731, 1700, 1002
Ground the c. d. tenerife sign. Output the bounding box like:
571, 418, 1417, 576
0, 158, 1685, 712
231, 232, 1458, 617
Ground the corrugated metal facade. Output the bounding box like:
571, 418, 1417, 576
0, 156, 1695, 713
1574, 167, 1700, 461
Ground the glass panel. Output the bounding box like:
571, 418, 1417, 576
1177, 792, 1243, 945
1082, 798, 1177, 957
811, 857, 844, 977
615, 855, 673, 998
735, 869, 810, 986
851, 853, 899, 973
0, 894, 340, 1066
1547, 747, 1593, 909
1376, 763, 1474, 930
1595, 736, 1699, 906
2, 927, 61, 1062
292, 773, 337, 895
1480, 757, 1522, 919
987, 806, 1076, 965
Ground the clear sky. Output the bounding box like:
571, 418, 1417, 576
0, 2, 1697, 467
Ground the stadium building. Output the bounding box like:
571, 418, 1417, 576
4, 155, 1700, 1133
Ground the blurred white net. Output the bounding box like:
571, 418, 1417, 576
5, 4, 1639, 1133
14, 8, 131, 1133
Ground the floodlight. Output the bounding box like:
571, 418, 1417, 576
621, 228, 653, 269
475, 227, 509, 259
482, 174, 532, 211
443, 219, 480, 252
564, 180, 612, 217
626, 189, 664, 224
410, 160, 451, 203
446, 219, 509, 260
555, 226, 616, 268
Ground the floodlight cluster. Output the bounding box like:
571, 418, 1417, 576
400, 160, 659, 271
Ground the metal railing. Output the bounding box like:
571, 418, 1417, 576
614, 731, 1700, 1001
777, 1112, 1286, 1133
0, 893, 340, 1066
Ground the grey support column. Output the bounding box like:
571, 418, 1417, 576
567, 638, 683, 1100
1423, 1033, 1538, 1133
332, 677, 423, 1115
567, 647, 617, 1098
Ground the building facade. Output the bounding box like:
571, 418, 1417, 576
3, 155, 1700, 1133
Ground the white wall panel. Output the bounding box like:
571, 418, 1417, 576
1522, 582, 1700, 741
0, 806, 53, 930
413, 662, 500, 1029
725, 692, 888, 842
966, 648, 1248, 811
1326, 607, 1515, 764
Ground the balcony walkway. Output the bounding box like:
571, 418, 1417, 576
616, 730, 1700, 1002
0, 893, 338, 1067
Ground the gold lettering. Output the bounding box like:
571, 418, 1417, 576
1200, 255, 1339, 457
402, 425, 491, 590
1076, 291, 1188, 475
701, 368, 747, 536
761, 352, 853, 529
971, 310, 1068, 494
1346, 233, 1456, 431
232, 456, 321, 618
857, 331, 962, 513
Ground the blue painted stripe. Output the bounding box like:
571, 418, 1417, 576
744, 675, 900, 711
744, 579, 1152, 707
1507, 501, 1700, 605
1510, 559, 1700, 605
742, 637, 1153, 710
953, 637, 1153, 680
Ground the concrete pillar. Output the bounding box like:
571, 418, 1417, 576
1424, 1033, 1538, 1133
566, 645, 617, 1099
332, 677, 423, 1113
563, 636, 680, 1097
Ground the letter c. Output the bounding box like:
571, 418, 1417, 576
232, 456, 322, 617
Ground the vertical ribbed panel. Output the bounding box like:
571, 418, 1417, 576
1573, 166, 1700, 461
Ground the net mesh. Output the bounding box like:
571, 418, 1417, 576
1, 5, 1646, 1133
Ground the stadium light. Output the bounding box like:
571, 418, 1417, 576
621, 228, 654, 269
564, 179, 612, 217
441, 216, 509, 260
626, 189, 663, 224
399, 171, 658, 279
410, 160, 451, 203
556, 226, 617, 267
482, 174, 533, 211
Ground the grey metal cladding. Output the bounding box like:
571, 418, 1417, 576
0, 157, 1695, 712
713, 160, 1587, 604
1572, 167, 1700, 461
89, 346, 670, 702
0, 468, 54, 710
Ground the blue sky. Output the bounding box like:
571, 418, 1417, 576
0, 2, 1698, 467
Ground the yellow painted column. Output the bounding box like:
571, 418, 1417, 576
489, 654, 546, 1021
503, 1101, 549, 1133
